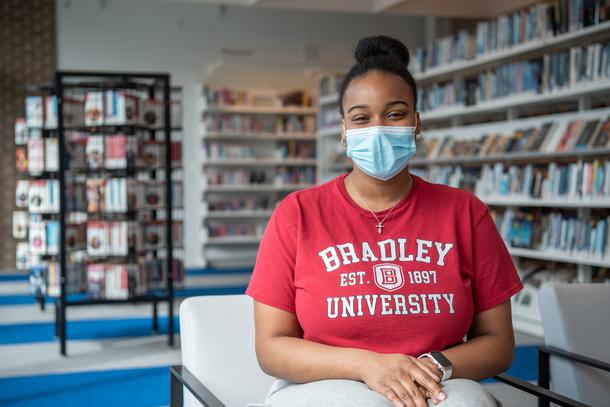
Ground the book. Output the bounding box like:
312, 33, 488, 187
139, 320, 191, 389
104, 90, 139, 125
589, 116, 610, 147
15, 118, 27, 145
556, 120, 584, 151
86, 135, 104, 169
28, 181, 46, 213
574, 119, 601, 149
12, 211, 28, 239
44, 95, 58, 129
87, 221, 108, 256
27, 137, 44, 174
45, 138, 59, 171
85, 92, 104, 126
16, 180, 29, 207
86, 179, 106, 212
15, 147, 27, 172
105, 134, 127, 169
29, 221, 46, 255
46, 221, 60, 255
142, 98, 163, 127
25, 96, 44, 128
16, 242, 30, 270
87, 264, 106, 299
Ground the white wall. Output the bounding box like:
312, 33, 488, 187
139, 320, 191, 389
56, 0, 430, 268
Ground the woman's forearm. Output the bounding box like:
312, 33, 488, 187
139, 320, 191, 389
258, 335, 372, 383
442, 333, 515, 381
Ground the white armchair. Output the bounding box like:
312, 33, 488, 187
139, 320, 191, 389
170, 294, 588, 407
172, 295, 274, 407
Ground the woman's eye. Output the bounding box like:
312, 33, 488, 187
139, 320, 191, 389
388, 112, 405, 118
353, 116, 367, 121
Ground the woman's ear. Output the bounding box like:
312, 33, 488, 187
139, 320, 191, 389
341, 119, 347, 147
415, 112, 421, 135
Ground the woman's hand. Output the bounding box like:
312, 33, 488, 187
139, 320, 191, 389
359, 352, 447, 407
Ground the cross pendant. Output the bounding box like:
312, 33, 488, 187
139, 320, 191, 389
377, 223, 383, 234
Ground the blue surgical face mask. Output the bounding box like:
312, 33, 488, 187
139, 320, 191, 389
345, 122, 418, 181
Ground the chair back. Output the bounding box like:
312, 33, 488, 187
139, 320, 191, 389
179, 294, 275, 406
539, 283, 610, 406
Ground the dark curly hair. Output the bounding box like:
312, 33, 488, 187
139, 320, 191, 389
338, 35, 418, 117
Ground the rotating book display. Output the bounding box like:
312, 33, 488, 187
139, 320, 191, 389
14, 72, 184, 355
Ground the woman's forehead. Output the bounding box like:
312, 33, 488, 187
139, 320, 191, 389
343, 71, 413, 108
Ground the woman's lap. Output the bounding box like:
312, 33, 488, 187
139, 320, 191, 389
264, 377, 499, 407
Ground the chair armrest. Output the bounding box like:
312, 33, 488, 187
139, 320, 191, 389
539, 346, 610, 372
493, 373, 589, 407
170, 365, 226, 407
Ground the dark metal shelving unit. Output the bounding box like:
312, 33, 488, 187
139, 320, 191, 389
54, 71, 176, 356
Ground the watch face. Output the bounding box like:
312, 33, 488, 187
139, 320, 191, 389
430, 351, 452, 368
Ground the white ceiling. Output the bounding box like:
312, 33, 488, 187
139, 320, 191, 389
156, 0, 541, 18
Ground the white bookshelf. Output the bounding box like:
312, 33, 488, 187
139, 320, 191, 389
422, 79, 610, 123
200, 88, 317, 268
414, 20, 610, 84
314, 15, 610, 337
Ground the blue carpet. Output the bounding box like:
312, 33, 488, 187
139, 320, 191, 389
0, 365, 168, 407
0, 316, 179, 345
0, 273, 28, 282
0, 285, 248, 307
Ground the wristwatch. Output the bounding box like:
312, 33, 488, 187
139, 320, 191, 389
417, 351, 453, 382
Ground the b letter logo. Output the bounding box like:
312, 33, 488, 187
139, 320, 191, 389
373, 263, 404, 292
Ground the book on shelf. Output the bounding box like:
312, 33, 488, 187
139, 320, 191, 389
16, 180, 29, 208
26, 96, 44, 128
418, 37, 610, 112
44, 138, 59, 171
87, 264, 105, 299
46, 221, 60, 255
28, 221, 46, 255
27, 137, 45, 174
16, 242, 30, 270
86, 135, 105, 169
319, 73, 345, 97
492, 208, 610, 260
28, 180, 59, 214
413, 0, 610, 76
12, 211, 28, 239
202, 86, 314, 108
29, 264, 47, 296
15, 118, 27, 145
15, 148, 27, 173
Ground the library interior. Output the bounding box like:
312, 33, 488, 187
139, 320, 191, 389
1, 0, 609, 406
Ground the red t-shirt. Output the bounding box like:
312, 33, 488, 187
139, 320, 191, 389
245, 172, 523, 356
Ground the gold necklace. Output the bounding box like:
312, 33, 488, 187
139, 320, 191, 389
347, 173, 408, 234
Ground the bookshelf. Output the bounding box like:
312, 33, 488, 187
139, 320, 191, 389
317, 73, 347, 183
315, 1, 610, 337
200, 85, 317, 268
410, 0, 610, 336
15, 72, 184, 355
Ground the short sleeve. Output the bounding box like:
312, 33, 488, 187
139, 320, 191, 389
471, 208, 523, 314
245, 202, 298, 313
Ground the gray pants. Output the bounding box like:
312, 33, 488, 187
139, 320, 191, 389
261, 377, 499, 407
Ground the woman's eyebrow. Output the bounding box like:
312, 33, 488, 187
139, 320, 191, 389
347, 104, 368, 114
347, 100, 409, 114
386, 100, 409, 108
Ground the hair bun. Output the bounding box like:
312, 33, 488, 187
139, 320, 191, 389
354, 35, 410, 67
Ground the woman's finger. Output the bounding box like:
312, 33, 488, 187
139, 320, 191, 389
393, 377, 427, 407
410, 365, 446, 402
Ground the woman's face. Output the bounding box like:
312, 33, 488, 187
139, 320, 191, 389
341, 70, 420, 141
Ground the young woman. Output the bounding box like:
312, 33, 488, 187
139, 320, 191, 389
245, 35, 523, 407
